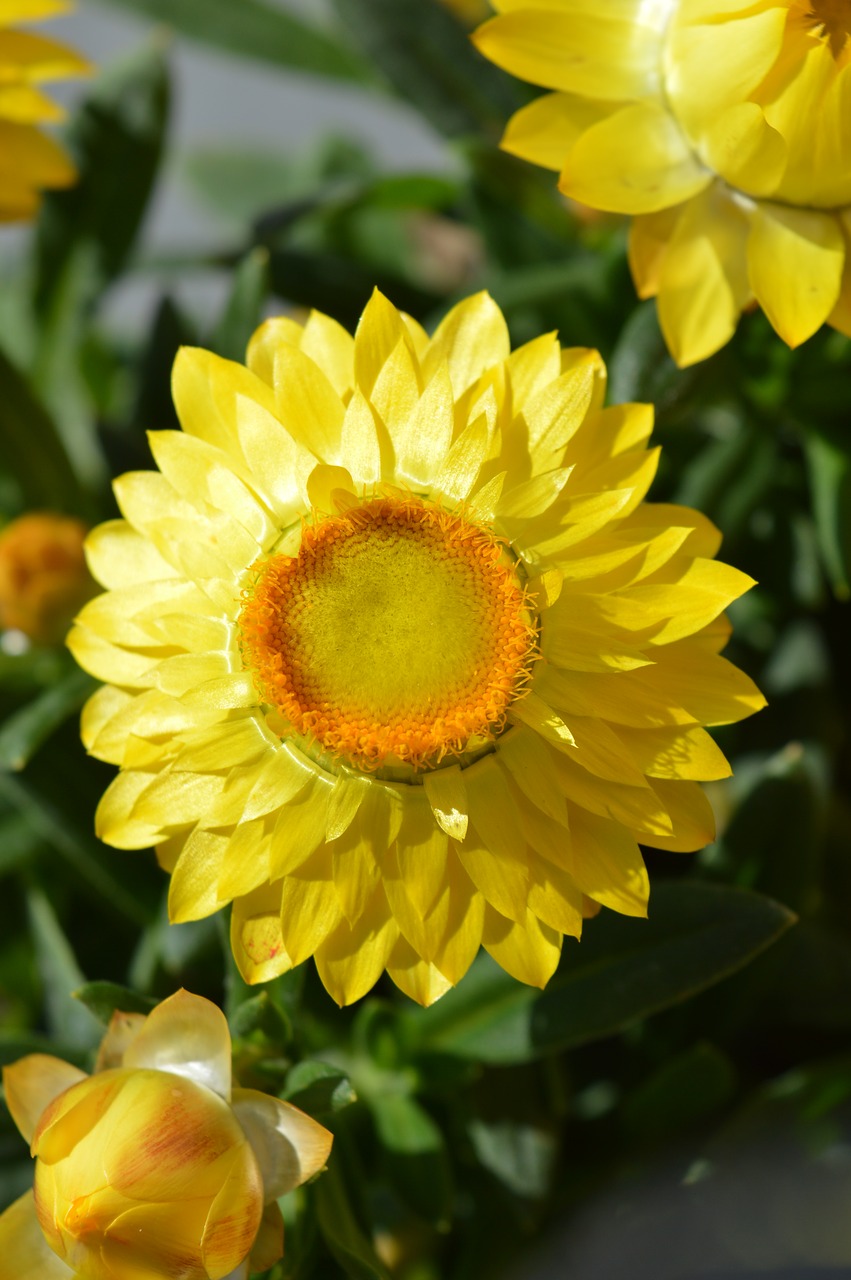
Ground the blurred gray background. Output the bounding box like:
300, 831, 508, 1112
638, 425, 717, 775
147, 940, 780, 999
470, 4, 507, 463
0, 0, 454, 327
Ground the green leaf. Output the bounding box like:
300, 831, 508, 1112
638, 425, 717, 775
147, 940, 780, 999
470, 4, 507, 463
467, 1117, 557, 1200
0, 346, 85, 512
0, 774, 150, 927
329, 0, 522, 138
229, 990, 292, 1045
707, 743, 828, 912
72, 981, 156, 1024
623, 1042, 738, 1143
27, 889, 102, 1051
0, 1031, 89, 1069
315, 1158, 392, 1280
370, 1093, 453, 1226
209, 248, 270, 363
803, 421, 851, 599
90, 0, 372, 83
407, 884, 796, 1064
284, 1061, 357, 1118
0, 668, 96, 773
35, 40, 171, 315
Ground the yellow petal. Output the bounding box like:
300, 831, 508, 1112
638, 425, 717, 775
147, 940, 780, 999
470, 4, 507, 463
526, 849, 584, 939
95, 1012, 148, 1072
200, 1144, 264, 1280
562, 102, 711, 215
353, 288, 409, 397
314, 888, 398, 1006
396, 791, 451, 916
628, 205, 682, 300
123, 989, 232, 1099
3, 1055, 87, 1144
569, 808, 649, 916
423, 764, 469, 841
387, 936, 453, 1007
616, 724, 731, 782
748, 203, 844, 346
422, 291, 509, 396
501, 90, 616, 171
473, 10, 661, 99
230, 882, 291, 985
643, 778, 716, 852
665, 7, 787, 137
431, 850, 485, 985
278, 848, 343, 967
656, 184, 751, 367
231, 1087, 332, 1197
0, 1191, 72, 1280
481, 904, 561, 988
498, 727, 569, 825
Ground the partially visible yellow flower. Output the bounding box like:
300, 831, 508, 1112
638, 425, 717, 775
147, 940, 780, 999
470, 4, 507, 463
0, 990, 333, 1280
474, 0, 851, 365
0, 512, 96, 644
440, 0, 490, 26
0, 0, 88, 221
68, 291, 764, 1008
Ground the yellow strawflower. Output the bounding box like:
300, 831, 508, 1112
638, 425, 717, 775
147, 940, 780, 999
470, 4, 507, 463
474, 0, 851, 365
68, 291, 764, 1007
0, 0, 88, 221
0, 990, 333, 1280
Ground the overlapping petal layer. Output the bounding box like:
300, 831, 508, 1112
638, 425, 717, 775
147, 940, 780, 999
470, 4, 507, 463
0, 990, 332, 1280
474, 0, 851, 364
0, 0, 88, 220
69, 290, 765, 1007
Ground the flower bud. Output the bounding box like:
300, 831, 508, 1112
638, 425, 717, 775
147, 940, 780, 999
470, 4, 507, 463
0, 512, 96, 646
0, 991, 333, 1280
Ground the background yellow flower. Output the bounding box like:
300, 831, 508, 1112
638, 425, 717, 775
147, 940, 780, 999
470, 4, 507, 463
0, 0, 87, 221
0, 990, 333, 1280
474, 0, 851, 365
67, 291, 764, 1008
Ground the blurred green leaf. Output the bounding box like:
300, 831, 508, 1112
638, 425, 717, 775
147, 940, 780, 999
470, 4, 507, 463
35, 40, 171, 315
0, 774, 150, 927
91, 0, 372, 83
0, 347, 85, 513
284, 1061, 356, 1117
0, 669, 95, 773
408, 884, 795, 1064
315, 1157, 392, 1280
229, 989, 292, 1044
803, 422, 851, 599
370, 1093, 453, 1226
0, 814, 42, 878
72, 981, 156, 1023
209, 248, 270, 363
329, 0, 522, 138
624, 1043, 737, 1143
710, 744, 828, 912
467, 1116, 557, 1200
0, 1031, 88, 1069
27, 889, 101, 1051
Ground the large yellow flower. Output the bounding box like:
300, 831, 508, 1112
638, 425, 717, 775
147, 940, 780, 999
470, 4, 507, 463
0, 0, 87, 221
474, 0, 851, 365
0, 990, 333, 1280
68, 291, 765, 1007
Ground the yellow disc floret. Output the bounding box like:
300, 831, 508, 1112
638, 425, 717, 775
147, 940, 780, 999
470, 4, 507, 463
239, 496, 537, 770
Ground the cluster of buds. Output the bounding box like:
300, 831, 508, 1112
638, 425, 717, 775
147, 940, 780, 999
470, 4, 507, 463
0, 991, 332, 1280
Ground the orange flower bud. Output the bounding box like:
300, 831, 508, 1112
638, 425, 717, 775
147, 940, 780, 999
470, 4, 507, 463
0, 512, 96, 646
0, 991, 333, 1280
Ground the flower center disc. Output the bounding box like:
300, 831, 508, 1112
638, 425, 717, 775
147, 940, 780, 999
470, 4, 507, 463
239, 497, 536, 770
798, 0, 851, 57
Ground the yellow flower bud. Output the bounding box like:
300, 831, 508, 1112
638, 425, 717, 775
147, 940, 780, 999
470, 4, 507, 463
0, 512, 96, 646
0, 991, 333, 1280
